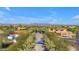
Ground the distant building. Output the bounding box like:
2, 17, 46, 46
17, 27, 26, 30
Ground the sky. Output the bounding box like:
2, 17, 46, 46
0, 7, 79, 25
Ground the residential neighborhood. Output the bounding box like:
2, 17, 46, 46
0, 7, 79, 51
0, 24, 78, 51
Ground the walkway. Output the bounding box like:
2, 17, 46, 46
34, 32, 45, 51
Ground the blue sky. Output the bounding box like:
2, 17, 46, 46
0, 7, 79, 25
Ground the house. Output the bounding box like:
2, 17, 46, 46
8, 32, 19, 40
48, 28, 56, 32
9, 32, 19, 37
60, 29, 75, 38
48, 28, 75, 38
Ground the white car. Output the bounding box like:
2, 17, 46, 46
8, 35, 13, 40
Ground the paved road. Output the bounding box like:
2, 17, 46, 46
34, 32, 45, 51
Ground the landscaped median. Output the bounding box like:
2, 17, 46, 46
44, 31, 72, 51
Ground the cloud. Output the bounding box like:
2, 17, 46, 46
5, 7, 11, 11
72, 15, 79, 20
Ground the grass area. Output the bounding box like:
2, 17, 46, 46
44, 31, 72, 51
